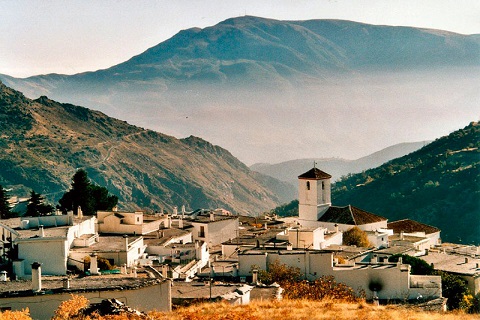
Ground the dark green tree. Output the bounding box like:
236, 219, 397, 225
0, 184, 13, 219
25, 190, 54, 217
388, 254, 434, 275
58, 169, 118, 215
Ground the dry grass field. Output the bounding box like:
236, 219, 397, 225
1, 297, 478, 320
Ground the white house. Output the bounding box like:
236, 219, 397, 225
97, 210, 168, 235
387, 219, 441, 249
0, 214, 97, 277
238, 248, 442, 301
190, 213, 239, 248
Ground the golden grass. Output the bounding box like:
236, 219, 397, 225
149, 299, 478, 320
1, 298, 477, 320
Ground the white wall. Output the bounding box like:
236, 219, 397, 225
192, 218, 238, 247
17, 238, 68, 275
0, 280, 172, 319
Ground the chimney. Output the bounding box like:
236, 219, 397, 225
113, 206, 118, 212
123, 235, 129, 251
252, 269, 258, 284
178, 218, 184, 229
162, 265, 168, 278
334, 224, 339, 233
38, 225, 45, 238
63, 278, 70, 289
173, 206, 178, 216
90, 253, 100, 275
397, 257, 403, 267
31, 262, 42, 292
264, 223, 268, 230
371, 254, 378, 264
77, 206, 83, 219
181, 205, 186, 218
400, 231, 404, 240
465, 257, 469, 263
210, 212, 215, 222
167, 216, 171, 228
287, 243, 293, 251
0, 271, 7, 281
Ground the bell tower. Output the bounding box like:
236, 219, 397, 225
298, 167, 332, 222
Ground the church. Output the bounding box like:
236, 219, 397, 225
296, 167, 388, 232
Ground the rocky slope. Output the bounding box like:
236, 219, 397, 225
0, 82, 294, 213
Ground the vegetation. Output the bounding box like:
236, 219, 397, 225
255, 260, 363, 302
270, 199, 298, 217
342, 226, 372, 247
0, 184, 12, 219
25, 190, 54, 217
58, 170, 118, 215
3, 295, 480, 320
0, 82, 294, 214
332, 122, 480, 244
388, 254, 476, 312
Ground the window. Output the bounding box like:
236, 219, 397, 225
322, 182, 325, 190
306, 181, 310, 190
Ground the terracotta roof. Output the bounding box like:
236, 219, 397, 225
387, 219, 440, 235
319, 205, 386, 225
298, 168, 332, 180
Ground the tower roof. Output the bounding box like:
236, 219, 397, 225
298, 167, 332, 180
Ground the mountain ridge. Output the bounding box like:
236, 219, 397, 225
0, 81, 295, 213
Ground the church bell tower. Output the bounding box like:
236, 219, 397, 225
298, 167, 332, 222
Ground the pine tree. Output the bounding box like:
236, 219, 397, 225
58, 169, 118, 215
0, 185, 13, 219
26, 190, 53, 217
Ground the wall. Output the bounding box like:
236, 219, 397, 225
192, 218, 238, 247
0, 281, 172, 319
17, 238, 68, 275
238, 253, 267, 277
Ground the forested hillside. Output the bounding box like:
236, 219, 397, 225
332, 122, 479, 244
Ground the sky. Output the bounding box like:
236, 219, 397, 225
1, 0, 480, 78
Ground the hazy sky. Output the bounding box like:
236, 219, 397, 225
1, 0, 480, 78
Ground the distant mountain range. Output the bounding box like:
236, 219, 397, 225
0, 82, 294, 214
250, 141, 430, 187
1, 16, 478, 164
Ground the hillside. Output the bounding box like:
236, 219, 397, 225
1, 17, 478, 164
331, 122, 480, 244
250, 141, 428, 187
0, 81, 294, 213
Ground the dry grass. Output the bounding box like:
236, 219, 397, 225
1, 298, 477, 320
149, 299, 477, 320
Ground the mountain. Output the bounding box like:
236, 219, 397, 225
331, 122, 480, 244
1, 16, 479, 164
0, 81, 294, 214
250, 141, 429, 187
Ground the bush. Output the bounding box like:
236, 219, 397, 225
343, 227, 372, 247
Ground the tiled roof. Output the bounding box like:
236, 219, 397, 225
387, 219, 440, 235
319, 205, 386, 225
298, 168, 332, 180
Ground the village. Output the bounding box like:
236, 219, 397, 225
0, 167, 478, 318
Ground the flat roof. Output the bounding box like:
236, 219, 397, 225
0, 274, 165, 298
419, 252, 480, 276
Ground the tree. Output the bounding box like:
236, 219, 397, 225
439, 271, 471, 311
0, 184, 13, 219
256, 260, 302, 285
25, 190, 54, 217
343, 226, 372, 247
388, 254, 434, 275
58, 169, 118, 215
